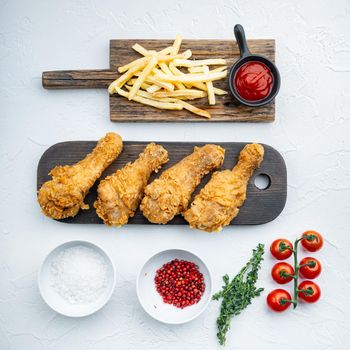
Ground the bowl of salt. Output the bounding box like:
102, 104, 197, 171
38, 240, 116, 317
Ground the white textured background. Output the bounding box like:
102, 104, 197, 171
1, 0, 349, 349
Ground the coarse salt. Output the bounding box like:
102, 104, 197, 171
50, 245, 109, 304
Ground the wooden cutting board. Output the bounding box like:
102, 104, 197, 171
37, 141, 286, 225
42, 39, 275, 122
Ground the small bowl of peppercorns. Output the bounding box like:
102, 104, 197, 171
136, 249, 212, 324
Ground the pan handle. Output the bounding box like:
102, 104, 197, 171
234, 24, 251, 58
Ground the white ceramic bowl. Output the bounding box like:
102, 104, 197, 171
136, 249, 212, 324
38, 240, 116, 317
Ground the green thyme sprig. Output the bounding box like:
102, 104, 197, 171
212, 244, 265, 346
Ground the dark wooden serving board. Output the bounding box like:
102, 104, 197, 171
42, 39, 275, 122
37, 141, 286, 225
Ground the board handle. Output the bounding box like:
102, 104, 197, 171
42, 69, 117, 89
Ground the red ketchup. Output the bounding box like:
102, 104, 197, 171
234, 61, 273, 101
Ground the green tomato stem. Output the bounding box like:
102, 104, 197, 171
280, 271, 296, 279
292, 238, 300, 309
291, 237, 317, 308
279, 242, 295, 254
298, 261, 316, 268
275, 236, 318, 309
301, 234, 318, 243
280, 298, 296, 306
297, 288, 314, 295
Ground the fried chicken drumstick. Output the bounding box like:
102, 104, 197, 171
140, 144, 225, 224
38, 132, 123, 219
183, 143, 264, 232
94, 143, 169, 226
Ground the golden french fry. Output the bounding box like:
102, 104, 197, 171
128, 55, 158, 100
168, 62, 181, 74
118, 53, 190, 74
134, 90, 210, 118
204, 66, 215, 105
181, 49, 192, 59
118, 56, 150, 73
168, 62, 193, 88
134, 72, 175, 91
127, 88, 172, 101
152, 89, 207, 100
140, 83, 151, 90
172, 34, 182, 54
133, 43, 167, 57
186, 81, 204, 90
132, 43, 150, 56
161, 63, 227, 95
187, 66, 227, 74
115, 87, 183, 110
109, 60, 149, 93
151, 67, 164, 76
178, 100, 211, 119
159, 62, 173, 75
146, 84, 161, 93
125, 87, 176, 102
159, 62, 185, 90
184, 80, 227, 95
188, 66, 206, 74
112, 35, 228, 119
158, 46, 174, 55
132, 96, 183, 110
152, 67, 188, 88
211, 66, 228, 73
155, 70, 227, 83
174, 58, 226, 67
158, 53, 191, 62
125, 86, 210, 118
127, 78, 151, 90
136, 91, 210, 118
124, 86, 207, 116
133, 43, 173, 56
213, 87, 228, 95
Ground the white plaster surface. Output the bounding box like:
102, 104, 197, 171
1, 0, 349, 349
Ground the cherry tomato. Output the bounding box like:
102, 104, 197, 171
299, 257, 322, 279
271, 262, 295, 284
270, 238, 293, 260
298, 281, 321, 303
267, 289, 292, 312
301, 230, 323, 252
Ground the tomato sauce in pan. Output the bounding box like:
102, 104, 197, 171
234, 61, 273, 101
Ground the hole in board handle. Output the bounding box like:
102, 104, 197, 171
254, 173, 271, 190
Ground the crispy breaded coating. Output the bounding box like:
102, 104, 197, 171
94, 143, 168, 226
38, 132, 123, 219
140, 144, 225, 224
183, 144, 264, 232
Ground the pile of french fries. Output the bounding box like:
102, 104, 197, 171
108, 35, 228, 119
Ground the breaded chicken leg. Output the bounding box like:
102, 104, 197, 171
140, 144, 225, 224
38, 132, 123, 219
184, 144, 264, 232
94, 143, 169, 226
